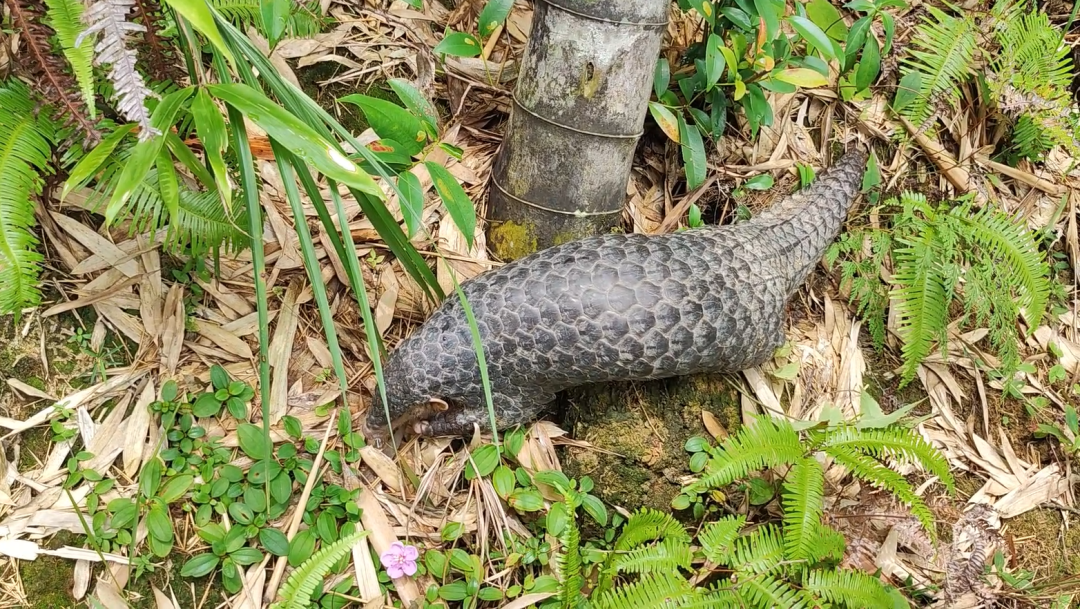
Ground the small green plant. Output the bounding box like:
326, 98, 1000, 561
270, 528, 368, 609
827, 190, 1053, 387
1033, 403, 1080, 456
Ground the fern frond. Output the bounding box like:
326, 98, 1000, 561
825, 446, 939, 542
45, 0, 96, 119
803, 568, 906, 608
954, 204, 1050, 328
207, 0, 327, 37
681, 585, 742, 608
897, 6, 977, 128
609, 538, 692, 576
556, 500, 585, 609
724, 525, 786, 576
780, 456, 825, 562
698, 515, 747, 564
735, 574, 811, 609
271, 529, 367, 609
77, 0, 158, 140
805, 522, 846, 564
590, 572, 695, 609
814, 426, 955, 493
890, 228, 948, 386
688, 417, 805, 493
612, 508, 691, 552
0, 79, 56, 319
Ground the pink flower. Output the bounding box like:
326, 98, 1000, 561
380, 541, 419, 579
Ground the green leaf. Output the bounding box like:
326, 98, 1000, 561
704, 34, 727, 90
686, 0, 715, 25
159, 474, 193, 503
678, 116, 707, 190
492, 465, 516, 498
855, 36, 881, 91
231, 547, 264, 566
386, 78, 439, 134
653, 57, 671, 98
773, 67, 829, 88
892, 71, 922, 112
806, 0, 847, 41
260, 527, 291, 556
163, 0, 236, 65
61, 125, 136, 200
464, 444, 501, 480
720, 6, 753, 30
649, 102, 681, 143
139, 458, 163, 499
433, 31, 482, 57
191, 88, 232, 210
532, 470, 571, 491
395, 171, 425, 240
207, 83, 382, 197
339, 94, 427, 157
425, 160, 476, 249
288, 529, 317, 567
788, 15, 841, 63
228, 501, 254, 525
744, 173, 774, 190
283, 415, 303, 439
508, 488, 544, 512
210, 364, 230, 390
237, 423, 270, 460
146, 504, 174, 547
546, 502, 568, 537
477, 0, 513, 37
192, 393, 222, 418
180, 553, 220, 578
260, 0, 290, 46
581, 494, 608, 527
755, 0, 780, 42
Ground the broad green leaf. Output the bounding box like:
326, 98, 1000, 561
396, 171, 425, 239
687, 0, 714, 25
881, 11, 896, 54
162, 0, 235, 68
678, 115, 707, 190
788, 15, 841, 63
159, 474, 193, 503
774, 68, 829, 88
105, 87, 194, 224
855, 36, 881, 92
288, 529, 316, 567
61, 124, 137, 200
236, 422, 269, 460
424, 160, 476, 249
433, 31, 482, 57
755, 0, 780, 42
192, 393, 222, 418
648, 102, 681, 143
139, 457, 163, 499
146, 504, 173, 545
260, 0, 290, 46
581, 494, 608, 527
191, 87, 232, 210
806, 0, 847, 41
770, 361, 800, 379
260, 528, 290, 556
387, 78, 439, 135
844, 16, 872, 72
507, 488, 544, 512
231, 547, 263, 566
704, 34, 727, 90
653, 57, 671, 98
207, 83, 382, 197
339, 94, 426, 157
181, 553, 220, 578
477, 0, 513, 37
492, 465, 515, 498
155, 146, 180, 223
229, 501, 254, 525
720, 6, 752, 30
745, 173, 774, 190
464, 444, 501, 479
210, 364, 229, 389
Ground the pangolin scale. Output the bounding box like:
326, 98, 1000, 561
362, 148, 868, 444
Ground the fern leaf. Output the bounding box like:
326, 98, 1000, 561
590, 572, 695, 609
681, 585, 742, 608
78, 0, 158, 140
805, 522, 847, 565
780, 456, 825, 562
735, 574, 811, 609
612, 508, 691, 552
0, 80, 56, 319
897, 6, 977, 128
609, 538, 692, 576
803, 568, 908, 608
815, 426, 955, 493
556, 500, 585, 609
825, 446, 939, 542
688, 417, 805, 493
957, 205, 1050, 329
272, 529, 367, 609
45, 0, 97, 119
698, 515, 747, 564
724, 525, 786, 576
890, 228, 948, 386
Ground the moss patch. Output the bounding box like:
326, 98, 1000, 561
488, 220, 539, 261
559, 374, 742, 517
